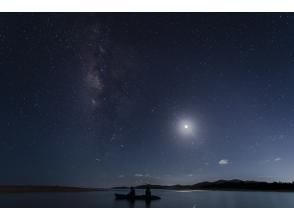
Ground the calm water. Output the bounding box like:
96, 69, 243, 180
1, 189, 294, 208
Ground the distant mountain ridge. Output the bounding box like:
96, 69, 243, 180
114, 179, 294, 192
2, 179, 294, 193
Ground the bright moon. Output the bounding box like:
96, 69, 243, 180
178, 120, 194, 136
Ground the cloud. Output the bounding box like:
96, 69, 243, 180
219, 159, 229, 165
261, 158, 282, 164
134, 174, 144, 177
187, 174, 194, 177
274, 157, 281, 162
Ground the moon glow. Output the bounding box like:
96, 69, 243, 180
178, 119, 195, 136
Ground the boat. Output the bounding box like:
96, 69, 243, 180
115, 193, 161, 201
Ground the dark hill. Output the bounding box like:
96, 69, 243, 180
132, 179, 294, 192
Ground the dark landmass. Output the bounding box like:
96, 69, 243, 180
0, 185, 103, 193
3, 179, 294, 193
114, 179, 294, 192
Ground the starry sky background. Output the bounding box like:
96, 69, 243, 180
1, 13, 294, 187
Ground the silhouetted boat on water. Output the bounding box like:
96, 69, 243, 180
115, 193, 161, 201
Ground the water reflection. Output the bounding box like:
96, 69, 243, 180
1, 189, 294, 207
145, 201, 151, 208
128, 201, 135, 208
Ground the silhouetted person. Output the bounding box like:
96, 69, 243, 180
145, 186, 151, 201
128, 187, 135, 201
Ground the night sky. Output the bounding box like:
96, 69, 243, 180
1, 13, 294, 187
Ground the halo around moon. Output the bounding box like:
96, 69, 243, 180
178, 119, 195, 136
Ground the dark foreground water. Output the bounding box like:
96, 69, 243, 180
2, 189, 294, 208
